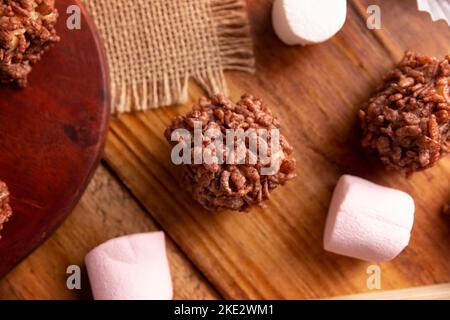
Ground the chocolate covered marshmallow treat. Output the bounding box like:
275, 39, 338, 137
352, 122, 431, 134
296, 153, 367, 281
359, 51, 450, 174
165, 94, 296, 212
0, 181, 12, 239
0, 0, 59, 86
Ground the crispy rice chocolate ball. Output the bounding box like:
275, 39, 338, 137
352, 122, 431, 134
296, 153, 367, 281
359, 51, 450, 174
0, 181, 12, 239
165, 94, 296, 212
0, 0, 59, 87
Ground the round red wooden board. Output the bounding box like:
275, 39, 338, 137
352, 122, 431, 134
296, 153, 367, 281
0, 0, 109, 277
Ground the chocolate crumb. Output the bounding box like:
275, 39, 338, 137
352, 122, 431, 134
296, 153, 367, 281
0, 0, 59, 87
165, 94, 296, 212
359, 51, 450, 174
0, 181, 12, 239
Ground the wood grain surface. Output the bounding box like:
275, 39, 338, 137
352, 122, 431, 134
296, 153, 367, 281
1, 0, 450, 299
0, 0, 109, 278
0, 165, 219, 300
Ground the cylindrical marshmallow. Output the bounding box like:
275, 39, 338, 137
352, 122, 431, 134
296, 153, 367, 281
324, 175, 415, 262
85, 232, 173, 300
272, 0, 347, 46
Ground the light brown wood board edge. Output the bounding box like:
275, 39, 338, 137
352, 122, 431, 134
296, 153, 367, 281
326, 283, 450, 300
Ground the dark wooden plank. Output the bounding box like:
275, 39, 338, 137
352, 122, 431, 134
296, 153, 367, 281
0, 0, 109, 277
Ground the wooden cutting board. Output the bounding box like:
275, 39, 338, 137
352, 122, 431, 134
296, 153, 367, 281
0, 0, 109, 277
2, 0, 450, 300
103, 0, 450, 299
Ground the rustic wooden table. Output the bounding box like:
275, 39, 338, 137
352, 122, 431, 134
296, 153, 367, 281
1, 0, 450, 300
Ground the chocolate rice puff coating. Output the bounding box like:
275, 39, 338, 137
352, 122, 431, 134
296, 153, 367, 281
165, 94, 296, 212
0, 0, 59, 86
0, 181, 12, 239
359, 51, 450, 174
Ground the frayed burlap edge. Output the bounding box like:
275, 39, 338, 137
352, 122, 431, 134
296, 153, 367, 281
92, 0, 255, 114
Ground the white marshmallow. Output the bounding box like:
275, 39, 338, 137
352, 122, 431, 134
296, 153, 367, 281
272, 0, 347, 46
85, 232, 173, 300
324, 175, 415, 262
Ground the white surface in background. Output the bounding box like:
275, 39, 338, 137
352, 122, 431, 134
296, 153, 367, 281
418, 0, 450, 25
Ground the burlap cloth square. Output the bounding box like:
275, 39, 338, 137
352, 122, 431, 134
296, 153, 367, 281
83, 0, 255, 114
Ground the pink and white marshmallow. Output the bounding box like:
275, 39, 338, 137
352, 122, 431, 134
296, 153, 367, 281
324, 175, 415, 262
272, 0, 347, 46
85, 232, 173, 300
